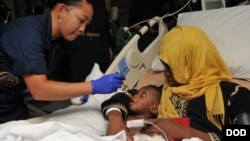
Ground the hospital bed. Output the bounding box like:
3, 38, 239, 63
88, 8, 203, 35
1, 5, 250, 141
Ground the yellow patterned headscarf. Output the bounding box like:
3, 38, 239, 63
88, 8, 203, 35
157, 26, 232, 130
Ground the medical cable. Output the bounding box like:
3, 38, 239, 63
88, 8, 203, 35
127, 119, 169, 141
161, 0, 192, 20
123, 0, 192, 34
4, 9, 11, 24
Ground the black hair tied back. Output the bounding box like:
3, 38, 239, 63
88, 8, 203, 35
48, 0, 93, 9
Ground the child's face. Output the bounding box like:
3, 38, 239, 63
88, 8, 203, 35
129, 86, 160, 116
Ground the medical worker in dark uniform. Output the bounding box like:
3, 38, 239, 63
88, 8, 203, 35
0, 0, 125, 124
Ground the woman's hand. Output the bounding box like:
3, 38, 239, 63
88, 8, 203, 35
142, 118, 211, 141
141, 118, 188, 140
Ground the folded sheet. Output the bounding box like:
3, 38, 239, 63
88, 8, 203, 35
0, 121, 127, 141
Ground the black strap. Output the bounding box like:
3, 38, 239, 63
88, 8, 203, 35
233, 113, 250, 125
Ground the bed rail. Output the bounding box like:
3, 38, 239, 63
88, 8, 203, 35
105, 16, 168, 90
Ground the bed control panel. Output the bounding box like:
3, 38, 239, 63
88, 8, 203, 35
105, 16, 168, 90
118, 57, 129, 76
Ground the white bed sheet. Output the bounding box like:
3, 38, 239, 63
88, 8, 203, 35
0, 94, 128, 141
0, 120, 126, 141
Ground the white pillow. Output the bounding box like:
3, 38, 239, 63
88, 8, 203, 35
71, 63, 104, 104
151, 55, 165, 71
177, 5, 250, 81
85, 63, 105, 81
43, 97, 109, 136
44, 63, 119, 136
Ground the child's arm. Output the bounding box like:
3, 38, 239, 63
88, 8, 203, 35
106, 110, 134, 141
101, 89, 138, 120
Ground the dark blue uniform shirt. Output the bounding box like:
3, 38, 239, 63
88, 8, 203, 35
0, 12, 60, 123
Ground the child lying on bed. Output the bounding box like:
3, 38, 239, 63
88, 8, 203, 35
101, 85, 190, 141
101, 85, 163, 140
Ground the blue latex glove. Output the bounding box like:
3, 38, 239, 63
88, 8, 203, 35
82, 95, 89, 104
91, 73, 125, 94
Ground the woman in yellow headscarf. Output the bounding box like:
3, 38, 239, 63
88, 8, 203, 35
143, 26, 250, 141
99, 26, 250, 141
